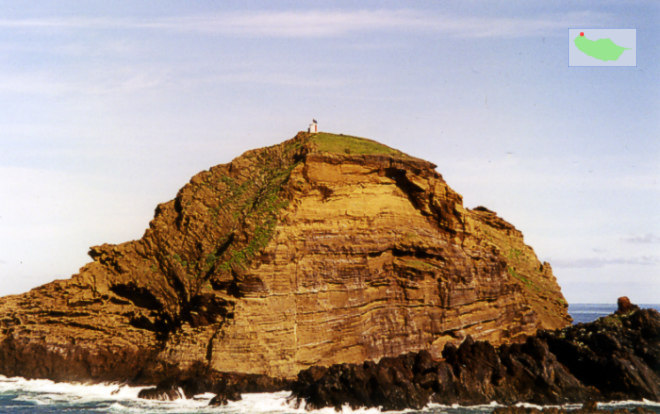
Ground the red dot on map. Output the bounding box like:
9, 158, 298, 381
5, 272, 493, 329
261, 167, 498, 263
580, 32, 584, 36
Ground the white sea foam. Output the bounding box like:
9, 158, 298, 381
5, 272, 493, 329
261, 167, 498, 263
0, 376, 391, 413
0, 375, 152, 413
227, 391, 390, 413
601, 399, 660, 408
0, 374, 145, 399
0, 375, 215, 412
426, 400, 502, 412
513, 401, 583, 410
106, 390, 392, 413
427, 399, 660, 413
2, 375, 660, 413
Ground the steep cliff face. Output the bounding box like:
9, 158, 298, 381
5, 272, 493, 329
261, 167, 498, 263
0, 132, 570, 383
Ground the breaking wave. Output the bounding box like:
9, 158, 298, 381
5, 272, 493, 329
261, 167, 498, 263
1, 375, 659, 413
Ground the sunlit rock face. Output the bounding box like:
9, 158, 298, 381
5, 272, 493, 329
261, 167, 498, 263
0, 132, 570, 383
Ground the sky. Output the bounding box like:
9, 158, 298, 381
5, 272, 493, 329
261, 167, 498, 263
0, 1, 658, 303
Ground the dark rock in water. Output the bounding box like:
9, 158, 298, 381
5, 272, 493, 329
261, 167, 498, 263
617, 296, 639, 314
137, 384, 183, 401
135, 363, 290, 402
539, 307, 660, 401
291, 303, 660, 411
209, 388, 241, 406
209, 393, 228, 406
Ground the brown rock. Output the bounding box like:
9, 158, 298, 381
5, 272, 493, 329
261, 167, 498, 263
137, 385, 184, 401
0, 132, 571, 385
209, 389, 241, 406
617, 296, 639, 314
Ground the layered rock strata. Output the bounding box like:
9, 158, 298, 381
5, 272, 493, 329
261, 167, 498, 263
0, 132, 569, 384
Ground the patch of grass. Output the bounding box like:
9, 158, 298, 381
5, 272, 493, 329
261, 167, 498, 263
310, 132, 411, 158
163, 138, 303, 301
212, 176, 252, 220
600, 314, 623, 329
507, 248, 522, 260
402, 259, 437, 272
205, 252, 219, 269
172, 253, 188, 268
213, 142, 299, 272
507, 266, 539, 291
402, 231, 419, 241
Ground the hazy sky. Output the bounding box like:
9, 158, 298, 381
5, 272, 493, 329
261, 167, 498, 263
1, 1, 658, 303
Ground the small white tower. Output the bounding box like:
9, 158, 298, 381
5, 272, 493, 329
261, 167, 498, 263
308, 119, 318, 133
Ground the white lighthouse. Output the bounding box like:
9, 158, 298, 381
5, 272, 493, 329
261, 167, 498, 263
308, 119, 318, 133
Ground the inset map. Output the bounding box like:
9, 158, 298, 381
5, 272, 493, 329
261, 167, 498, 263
569, 29, 636, 66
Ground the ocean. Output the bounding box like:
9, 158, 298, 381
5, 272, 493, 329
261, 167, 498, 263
1, 304, 658, 414
568, 303, 660, 324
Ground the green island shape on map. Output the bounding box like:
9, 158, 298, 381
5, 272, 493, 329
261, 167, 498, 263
574, 35, 630, 61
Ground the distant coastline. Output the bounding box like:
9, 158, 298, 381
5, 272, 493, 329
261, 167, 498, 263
569, 303, 660, 324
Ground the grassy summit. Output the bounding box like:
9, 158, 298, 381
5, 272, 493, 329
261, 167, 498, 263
309, 132, 411, 159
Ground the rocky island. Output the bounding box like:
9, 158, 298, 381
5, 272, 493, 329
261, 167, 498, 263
0, 132, 656, 410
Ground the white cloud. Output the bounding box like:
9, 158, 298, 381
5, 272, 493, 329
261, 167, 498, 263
0, 69, 165, 96
622, 234, 660, 244
0, 67, 345, 98
0, 9, 614, 39
552, 255, 659, 269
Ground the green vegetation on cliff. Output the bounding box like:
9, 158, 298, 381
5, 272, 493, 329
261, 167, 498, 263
310, 132, 410, 158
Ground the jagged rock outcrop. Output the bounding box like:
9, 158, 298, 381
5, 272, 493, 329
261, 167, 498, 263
0, 132, 569, 385
136, 364, 286, 404
290, 303, 660, 411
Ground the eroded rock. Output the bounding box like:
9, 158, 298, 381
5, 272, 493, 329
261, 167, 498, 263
291, 304, 660, 410
137, 385, 183, 401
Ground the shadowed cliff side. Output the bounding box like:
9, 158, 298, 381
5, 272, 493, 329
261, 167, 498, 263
0, 131, 570, 384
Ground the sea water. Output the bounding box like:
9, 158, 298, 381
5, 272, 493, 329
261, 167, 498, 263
1, 304, 659, 413
568, 303, 660, 324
